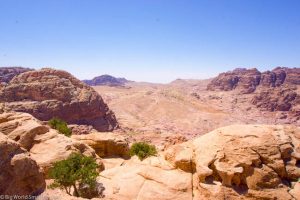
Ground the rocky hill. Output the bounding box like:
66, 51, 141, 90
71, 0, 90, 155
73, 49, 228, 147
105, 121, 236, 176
83, 74, 130, 87
207, 67, 300, 122
0, 67, 33, 83
0, 68, 118, 131
207, 67, 300, 94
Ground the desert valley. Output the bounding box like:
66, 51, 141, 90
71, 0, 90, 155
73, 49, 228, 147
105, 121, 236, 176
0, 66, 299, 200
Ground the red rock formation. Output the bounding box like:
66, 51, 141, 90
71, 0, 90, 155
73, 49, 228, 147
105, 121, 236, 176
252, 87, 298, 112
207, 67, 300, 93
207, 67, 300, 121
0, 68, 118, 131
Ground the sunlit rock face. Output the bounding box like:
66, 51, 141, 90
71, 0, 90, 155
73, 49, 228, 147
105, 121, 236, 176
207, 67, 300, 94
0, 132, 46, 195
165, 124, 300, 200
0, 112, 104, 174
0, 68, 118, 131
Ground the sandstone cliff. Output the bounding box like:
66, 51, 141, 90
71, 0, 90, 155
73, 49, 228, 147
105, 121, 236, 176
207, 67, 300, 122
207, 67, 300, 94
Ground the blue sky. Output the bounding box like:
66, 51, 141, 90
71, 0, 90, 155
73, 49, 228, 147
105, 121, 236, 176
0, 0, 299, 83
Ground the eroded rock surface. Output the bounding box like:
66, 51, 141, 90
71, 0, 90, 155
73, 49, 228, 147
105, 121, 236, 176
98, 156, 192, 200
251, 87, 298, 111
72, 132, 130, 158
0, 67, 33, 83
0, 132, 45, 195
0, 68, 118, 131
207, 67, 300, 123
207, 67, 300, 94
2, 111, 299, 199
207, 68, 261, 94
165, 124, 300, 199
0, 112, 104, 174
89, 124, 300, 200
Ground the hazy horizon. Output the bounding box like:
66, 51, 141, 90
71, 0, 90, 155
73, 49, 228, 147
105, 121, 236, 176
1, 0, 299, 83
1, 65, 296, 84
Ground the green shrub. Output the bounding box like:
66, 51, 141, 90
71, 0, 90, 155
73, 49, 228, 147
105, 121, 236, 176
48, 153, 99, 197
48, 117, 72, 137
129, 142, 157, 160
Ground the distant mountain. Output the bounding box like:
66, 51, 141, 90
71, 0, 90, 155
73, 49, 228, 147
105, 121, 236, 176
0, 67, 33, 83
83, 75, 131, 86
206, 67, 300, 121
207, 67, 300, 94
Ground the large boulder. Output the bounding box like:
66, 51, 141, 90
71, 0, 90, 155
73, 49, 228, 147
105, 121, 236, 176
0, 112, 104, 174
0, 67, 33, 83
165, 124, 300, 199
0, 68, 118, 131
0, 132, 45, 195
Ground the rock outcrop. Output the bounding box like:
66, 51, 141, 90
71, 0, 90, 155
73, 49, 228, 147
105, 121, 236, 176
165, 124, 300, 199
251, 86, 299, 112
72, 132, 130, 158
0, 112, 104, 174
98, 156, 193, 200
207, 67, 300, 94
83, 124, 300, 200
83, 74, 130, 87
0, 68, 118, 131
0, 132, 45, 195
0, 67, 33, 83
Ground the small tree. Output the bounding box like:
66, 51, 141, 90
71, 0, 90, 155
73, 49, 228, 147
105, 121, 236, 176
48, 117, 72, 137
129, 142, 157, 160
48, 153, 99, 197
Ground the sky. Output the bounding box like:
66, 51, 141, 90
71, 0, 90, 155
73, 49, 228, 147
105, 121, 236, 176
0, 0, 299, 83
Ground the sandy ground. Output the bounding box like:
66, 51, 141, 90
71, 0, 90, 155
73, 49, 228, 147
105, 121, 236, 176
93, 79, 292, 146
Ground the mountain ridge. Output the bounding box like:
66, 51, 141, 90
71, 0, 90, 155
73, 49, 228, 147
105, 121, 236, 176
83, 74, 132, 87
